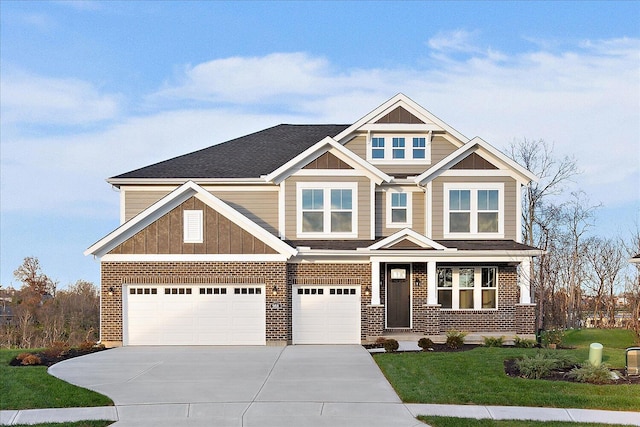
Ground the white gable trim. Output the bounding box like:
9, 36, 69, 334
333, 93, 469, 145
415, 137, 538, 185
85, 181, 297, 259
367, 228, 452, 251
263, 136, 391, 185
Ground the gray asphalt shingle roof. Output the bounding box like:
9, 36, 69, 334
111, 124, 350, 180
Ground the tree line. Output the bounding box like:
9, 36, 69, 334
0, 257, 99, 348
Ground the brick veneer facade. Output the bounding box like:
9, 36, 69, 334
101, 261, 535, 346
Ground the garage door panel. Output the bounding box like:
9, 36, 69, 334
124, 285, 265, 346
293, 286, 360, 344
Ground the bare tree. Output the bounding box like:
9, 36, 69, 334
13, 256, 57, 296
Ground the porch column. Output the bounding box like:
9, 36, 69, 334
371, 259, 381, 305
427, 260, 437, 305
519, 258, 532, 304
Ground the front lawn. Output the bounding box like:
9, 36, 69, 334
418, 416, 636, 427
12, 423, 113, 427
374, 346, 640, 411
0, 349, 113, 410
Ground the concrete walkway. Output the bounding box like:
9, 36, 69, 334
2, 345, 639, 426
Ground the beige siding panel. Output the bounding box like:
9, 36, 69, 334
344, 134, 367, 160
124, 190, 171, 221
413, 191, 426, 235
375, 192, 383, 236
431, 136, 459, 164
210, 190, 279, 236
284, 175, 371, 239
431, 176, 518, 240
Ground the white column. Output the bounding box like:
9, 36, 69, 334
371, 260, 381, 305
519, 258, 532, 304
427, 260, 437, 305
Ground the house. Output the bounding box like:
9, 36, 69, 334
85, 94, 542, 347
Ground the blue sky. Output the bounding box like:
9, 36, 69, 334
1, 1, 639, 289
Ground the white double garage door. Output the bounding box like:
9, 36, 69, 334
123, 284, 360, 345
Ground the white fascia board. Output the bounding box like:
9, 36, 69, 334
291, 250, 540, 263
264, 136, 391, 184
415, 137, 538, 185
333, 93, 469, 145
86, 180, 297, 259
368, 228, 450, 251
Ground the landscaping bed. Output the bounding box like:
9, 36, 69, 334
9, 342, 108, 367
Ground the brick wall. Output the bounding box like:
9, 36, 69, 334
515, 303, 537, 334
100, 261, 287, 345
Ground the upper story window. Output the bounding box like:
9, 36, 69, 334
297, 182, 357, 238
437, 266, 498, 310
444, 183, 504, 238
367, 132, 431, 164
183, 210, 203, 243
386, 191, 412, 228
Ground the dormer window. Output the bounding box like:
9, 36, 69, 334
367, 132, 431, 164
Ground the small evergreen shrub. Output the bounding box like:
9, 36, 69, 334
445, 330, 467, 349
383, 338, 399, 353
514, 336, 537, 348
418, 337, 435, 351
541, 329, 564, 348
515, 351, 577, 379
483, 336, 504, 347
567, 363, 615, 384
20, 354, 42, 366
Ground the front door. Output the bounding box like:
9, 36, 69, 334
386, 264, 411, 328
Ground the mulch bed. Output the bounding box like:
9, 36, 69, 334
9, 347, 109, 367
364, 343, 481, 352
503, 358, 640, 385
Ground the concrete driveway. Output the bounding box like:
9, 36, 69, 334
49, 345, 422, 427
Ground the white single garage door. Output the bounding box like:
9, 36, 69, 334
292, 286, 361, 344
123, 285, 265, 346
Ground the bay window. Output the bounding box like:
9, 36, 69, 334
437, 266, 498, 310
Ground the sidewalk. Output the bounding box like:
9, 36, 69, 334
2, 404, 640, 426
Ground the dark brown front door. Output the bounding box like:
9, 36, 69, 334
387, 264, 411, 328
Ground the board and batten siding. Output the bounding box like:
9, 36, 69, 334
431, 176, 518, 240
123, 187, 279, 236
284, 175, 371, 239
375, 190, 425, 237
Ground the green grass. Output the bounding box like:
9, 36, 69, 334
11, 422, 113, 427
375, 346, 640, 411
418, 416, 636, 427
0, 349, 113, 410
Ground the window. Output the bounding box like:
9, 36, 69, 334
297, 182, 357, 237
392, 137, 405, 159
444, 183, 504, 237
183, 210, 203, 243
386, 191, 412, 228
372, 137, 385, 159
437, 267, 498, 310
368, 132, 431, 163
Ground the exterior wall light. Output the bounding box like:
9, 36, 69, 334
414, 278, 421, 287
108, 286, 115, 296
272, 285, 278, 296
364, 286, 371, 296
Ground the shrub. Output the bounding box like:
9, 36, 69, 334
20, 354, 42, 366
418, 337, 435, 351
383, 339, 399, 353
515, 351, 577, 379
567, 363, 615, 384
375, 336, 387, 345
42, 341, 70, 359
78, 340, 97, 351
483, 336, 504, 347
541, 329, 565, 348
514, 336, 537, 348
445, 330, 467, 349
15, 353, 32, 362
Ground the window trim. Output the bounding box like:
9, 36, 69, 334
296, 182, 358, 238
437, 266, 499, 310
385, 191, 413, 229
367, 133, 432, 165
183, 210, 204, 243
443, 183, 504, 238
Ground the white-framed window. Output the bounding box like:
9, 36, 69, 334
437, 266, 498, 310
386, 191, 412, 228
183, 210, 203, 243
443, 183, 504, 238
367, 132, 431, 164
297, 182, 358, 238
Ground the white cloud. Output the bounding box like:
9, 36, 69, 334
0, 69, 121, 125
427, 29, 483, 53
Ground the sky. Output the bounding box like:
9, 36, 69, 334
1, 1, 639, 289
